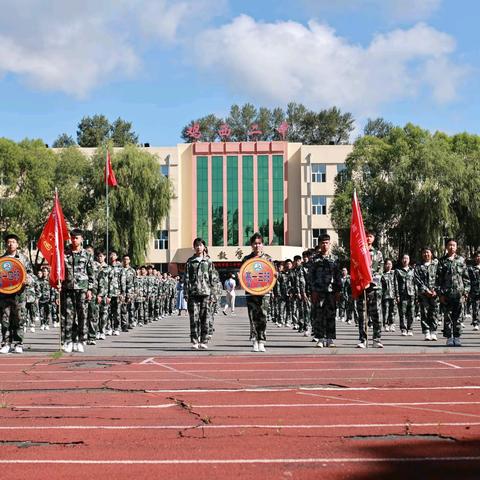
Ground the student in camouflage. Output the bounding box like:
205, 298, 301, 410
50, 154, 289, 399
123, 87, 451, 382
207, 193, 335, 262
108, 251, 126, 335
381, 259, 396, 332
356, 230, 384, 348
468, 251, 480, 331
95, 251, 110, 339
184, 238, 215, 349
309, 233, 341, 348
61, 229, 95, 353
394, 254, 416, 336
242, 232, 273, 353
121, 255, 136, 330
437, 238, 470, 346
85, 245, 100, 344
414, 247, 440, 341
24, 271, 39, 333
0, 233, 33, 354
37, 267, 53, 330
292, 255, 309, 334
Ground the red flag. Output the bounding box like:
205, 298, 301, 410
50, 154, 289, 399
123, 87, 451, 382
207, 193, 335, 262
350, 191, 372, 299
38, 192, 70, 288
104, 150, 118, 187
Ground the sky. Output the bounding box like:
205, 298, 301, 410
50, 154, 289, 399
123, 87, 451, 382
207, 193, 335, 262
0, 0, 479, 146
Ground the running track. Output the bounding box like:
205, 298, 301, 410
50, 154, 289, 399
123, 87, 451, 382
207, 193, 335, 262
1, 353, 480, 479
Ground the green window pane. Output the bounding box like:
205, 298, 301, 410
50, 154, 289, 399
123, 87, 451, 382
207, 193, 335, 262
211, 156, 224, 246
257, 155, 269, 241
196, 156, 208, 241
227, 156, 238, 246
272, 155, 284, 245
243, 155, 254, 245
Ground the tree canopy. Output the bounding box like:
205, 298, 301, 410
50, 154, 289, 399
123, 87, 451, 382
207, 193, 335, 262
76, 115, 139, 147
181, 103, 355, 144
331, 124, 480, 260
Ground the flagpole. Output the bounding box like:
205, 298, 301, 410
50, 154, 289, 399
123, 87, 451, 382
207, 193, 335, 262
106, 150, 109, 261
364, 290, 368, 349
54, 188, 63, 353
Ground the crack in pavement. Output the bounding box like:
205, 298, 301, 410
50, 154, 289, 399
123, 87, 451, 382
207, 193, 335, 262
167, 396, 212, 439
0, 440, 84, 448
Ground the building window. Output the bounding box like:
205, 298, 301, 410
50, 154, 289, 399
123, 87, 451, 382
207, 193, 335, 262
154, 230, 168, 250
272, 155, 284, 245
160, 165, 169, 177
311, 164, 326, 183
312, 195, 327, 215
312, 228, 327, 247
196, 156, 208, 241
336, 163, 346, 174
211, 156, 224, 246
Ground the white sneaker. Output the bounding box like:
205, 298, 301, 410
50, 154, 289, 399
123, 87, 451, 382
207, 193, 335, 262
252, 340, 259, 352
95, 332, 100, 340
30, 326, 35, 333
373, 339, 384, 348
390, 325, 396, 332
407, 330, 413, 336
99, 333, 106, 340
106, 329, 113, 336
53, 322, 59, 328
424, 331, 431, 341
76, 342, 85, 353
454, 337, 462, 347
14, 344, 23, 354
327, 338, 336, 348
113, 330, 120, 336
385, 325, 390, 332
45, 325, 50, 330
258, 342, 266, 352
401, 330, 407, 336
446, 337, 455, 347
199, 343, 208, 350
63, 342, 73, 353
0, 344, 11, 354
73, 343, 78, 352
357, 341, 366, 349
191, 342, 199, 350
315, 340, 324, 348
430, 332, 437, 341
473, 325, 479, 331
40, 324, 45, 331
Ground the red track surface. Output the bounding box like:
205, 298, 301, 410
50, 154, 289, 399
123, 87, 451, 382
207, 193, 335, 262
1, 353, 480, 479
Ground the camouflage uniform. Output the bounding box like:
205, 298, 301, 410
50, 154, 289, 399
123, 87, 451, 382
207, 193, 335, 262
414, 260, 440, 334
436, 254, 470, 339
394, 266, 415, 333
309, 252, 341, 341
145, 273, 157, 323
86, 259, 100, 341
122, 265, 136, 330
108, 261, 126, 332
135, 274, 147, 325
381, 270, 396, 328
208, 268, 222, 337
468, 264, 480, 327
24, 273, 39, 330
38, 274, 53, 327
96, 262, 110, 335
291, 265, 309, 332
356, 247, 384, 342
276, 270, 289, 326
61, 247, 95, 345
302, 260, 313, 330
0, 251, 32, 348
242, 252, 273, 343
184, 254, 215, 344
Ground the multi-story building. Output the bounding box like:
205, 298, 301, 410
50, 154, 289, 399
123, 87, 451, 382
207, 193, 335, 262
142, 141, 352, 274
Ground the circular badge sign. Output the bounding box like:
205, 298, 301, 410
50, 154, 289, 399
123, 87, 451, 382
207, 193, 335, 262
239, 257, 276, 295
0, 257, 27, 295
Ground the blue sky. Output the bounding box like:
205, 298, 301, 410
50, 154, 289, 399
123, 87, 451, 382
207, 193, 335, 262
0, 0, 478, 146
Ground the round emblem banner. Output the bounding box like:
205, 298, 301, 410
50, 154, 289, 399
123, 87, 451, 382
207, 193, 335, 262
0, 257, 27, 295
239, 257, 276, 295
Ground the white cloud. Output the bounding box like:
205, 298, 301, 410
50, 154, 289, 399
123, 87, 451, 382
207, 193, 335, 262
193, 16, 468, 116
0, 0, 224, 97
301, 0, 442, 22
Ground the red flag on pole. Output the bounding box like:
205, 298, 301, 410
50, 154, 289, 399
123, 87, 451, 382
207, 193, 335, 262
350, 190, 372, 299
38, 191, 70, 288
104, 150, 118, 187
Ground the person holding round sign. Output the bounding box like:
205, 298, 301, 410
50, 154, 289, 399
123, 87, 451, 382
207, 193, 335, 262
240, 232, 276, 352
0, 233, 32, 354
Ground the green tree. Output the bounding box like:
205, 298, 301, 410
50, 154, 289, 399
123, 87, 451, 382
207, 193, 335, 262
363, 118, 394, 139
226, 104, 257, 141
52, 133, 76, 148
88, 144, 173, 264
110, 117, 139, 147
181, 114, 223, 143
77, 114, 111, 147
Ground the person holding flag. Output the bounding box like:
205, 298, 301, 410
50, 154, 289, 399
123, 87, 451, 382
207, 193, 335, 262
350, 191, 384, 348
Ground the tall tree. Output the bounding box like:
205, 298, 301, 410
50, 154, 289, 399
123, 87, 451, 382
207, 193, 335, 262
363, 118, 394, 139
181, 114, 223, 143
77, 115, 111, 147
110, 117, 139, 146
226, 103, 258, 141
52, 133, 76, 148
88, 144, 173, 264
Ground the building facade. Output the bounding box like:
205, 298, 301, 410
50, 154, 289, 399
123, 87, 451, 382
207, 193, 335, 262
143, 141, 352, 273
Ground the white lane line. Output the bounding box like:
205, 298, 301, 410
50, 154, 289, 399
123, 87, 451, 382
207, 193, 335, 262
0, 422, 479, 430
11, 401, 480, 410
437, 360, 462, 369
1, 456, 480, 465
